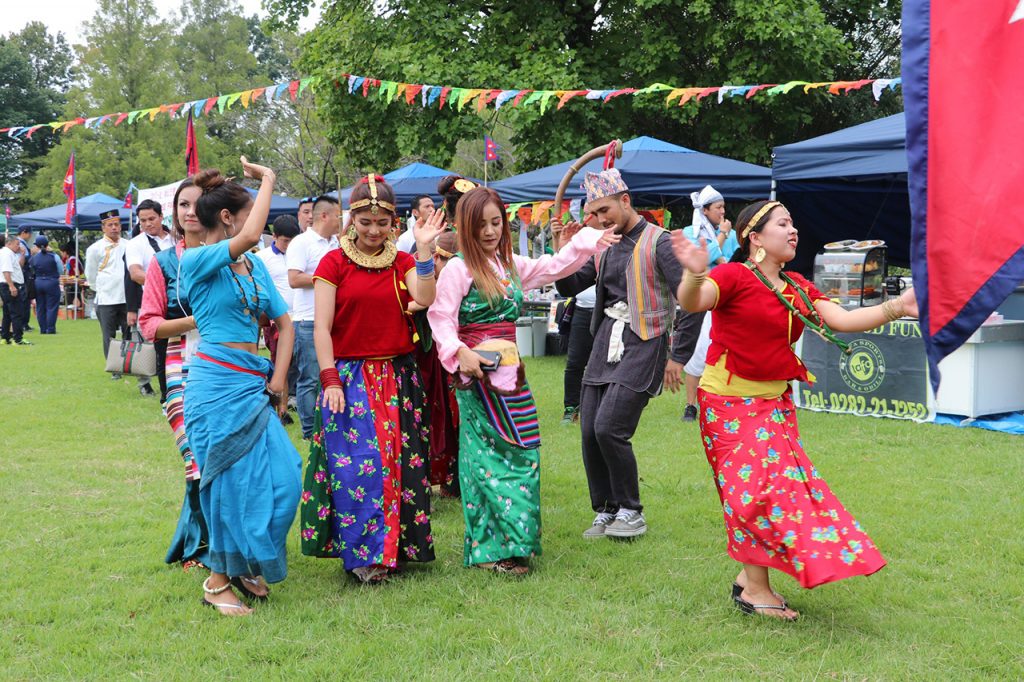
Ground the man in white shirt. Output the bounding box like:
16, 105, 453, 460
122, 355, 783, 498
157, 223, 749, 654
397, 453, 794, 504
257, 214, 300, 423
287, 195, 340, 438
124, 199, 173, 398
396, 195, 435, 253
0, 235, 29, 345
86, 210, 131, 379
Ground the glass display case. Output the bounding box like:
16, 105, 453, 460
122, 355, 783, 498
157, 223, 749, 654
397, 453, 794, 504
813, 242, 887, 308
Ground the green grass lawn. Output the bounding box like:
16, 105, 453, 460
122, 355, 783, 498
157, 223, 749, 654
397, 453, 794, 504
2, 319, 1022, 680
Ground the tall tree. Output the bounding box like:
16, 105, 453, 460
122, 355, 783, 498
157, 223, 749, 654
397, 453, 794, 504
23, 0, 251, 206
0, 23, 74, 205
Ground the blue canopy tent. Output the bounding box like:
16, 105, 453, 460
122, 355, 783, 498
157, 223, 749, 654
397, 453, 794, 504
489, 136, 772, 209
243, 187, 300, 223
772, 113, 909, 274
9, 192, 134, 232
333, 163, 481, 213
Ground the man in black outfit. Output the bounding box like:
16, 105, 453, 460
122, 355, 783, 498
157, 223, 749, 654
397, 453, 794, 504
555, 169, 684, 541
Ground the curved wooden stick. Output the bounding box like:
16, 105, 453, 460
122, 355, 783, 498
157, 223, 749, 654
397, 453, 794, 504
553, 139, 622, 228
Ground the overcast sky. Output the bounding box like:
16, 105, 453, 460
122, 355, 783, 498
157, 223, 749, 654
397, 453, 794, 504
7, 0, 321, 44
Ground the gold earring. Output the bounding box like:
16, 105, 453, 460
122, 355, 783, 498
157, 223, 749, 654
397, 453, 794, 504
754, 247, 766, 263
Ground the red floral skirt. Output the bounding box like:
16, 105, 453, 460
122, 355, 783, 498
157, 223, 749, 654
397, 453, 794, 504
698, 388, 886, 589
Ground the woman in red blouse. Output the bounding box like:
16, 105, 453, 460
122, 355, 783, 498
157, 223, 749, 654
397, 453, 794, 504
299, 175, 445, 585
673, 200, 919, 621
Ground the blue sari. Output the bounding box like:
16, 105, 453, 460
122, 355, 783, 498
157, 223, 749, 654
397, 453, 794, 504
184, 342, 301, 583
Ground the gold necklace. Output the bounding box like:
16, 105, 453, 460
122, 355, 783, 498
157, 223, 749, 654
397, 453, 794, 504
340, 232, 398, 269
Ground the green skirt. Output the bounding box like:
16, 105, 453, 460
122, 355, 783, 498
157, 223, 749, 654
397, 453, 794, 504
456, 382, 542, 566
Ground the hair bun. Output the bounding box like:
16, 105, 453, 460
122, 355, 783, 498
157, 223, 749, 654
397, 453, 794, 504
437, 175, 461, 195
193, 169, 226, 193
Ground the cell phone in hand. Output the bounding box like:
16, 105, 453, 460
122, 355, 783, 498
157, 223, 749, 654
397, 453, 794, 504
476, 350, 503, 372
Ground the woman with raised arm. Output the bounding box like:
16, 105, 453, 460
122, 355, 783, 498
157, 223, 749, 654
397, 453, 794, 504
179, 159, 301, 616
409, 230, 462, 497
299, 175, 444, 585
428, 187, 619, 576
672, 199, 918, 621
138, 177, 210, 571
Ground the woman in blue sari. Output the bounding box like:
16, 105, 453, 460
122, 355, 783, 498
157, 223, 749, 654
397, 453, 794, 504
180, 158, 302, 616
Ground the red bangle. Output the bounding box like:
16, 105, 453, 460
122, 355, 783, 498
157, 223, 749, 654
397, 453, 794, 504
319, 367, 342, 390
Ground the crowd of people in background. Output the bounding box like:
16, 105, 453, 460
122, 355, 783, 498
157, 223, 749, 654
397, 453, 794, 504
1, 225, 88, 345
5, 157, 921, 623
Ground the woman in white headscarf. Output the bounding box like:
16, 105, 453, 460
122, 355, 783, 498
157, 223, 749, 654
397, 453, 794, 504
670, 186, 737, 422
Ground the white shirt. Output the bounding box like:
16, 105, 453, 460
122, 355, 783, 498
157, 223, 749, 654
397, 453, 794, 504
124, 230, 174, 274
575, 284, 597, 309
0, 246, 24, 284
396, 227, 417, 254
85, 237, 127, 305
256, 244, 294, 313
285, 228, 338, 321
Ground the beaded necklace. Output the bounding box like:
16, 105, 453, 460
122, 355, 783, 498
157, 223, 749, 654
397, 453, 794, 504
230, 255, 262, 332
744, 260, 850, 353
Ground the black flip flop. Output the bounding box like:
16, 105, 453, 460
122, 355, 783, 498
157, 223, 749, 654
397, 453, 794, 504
733, 594, 797, 621
230, 576, 269, 602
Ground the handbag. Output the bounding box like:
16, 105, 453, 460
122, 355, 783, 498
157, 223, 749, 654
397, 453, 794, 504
105, 330, 157, 377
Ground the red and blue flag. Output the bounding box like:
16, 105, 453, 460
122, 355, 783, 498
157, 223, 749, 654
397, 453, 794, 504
903, 0, 1024, 389
484, 135, 500, 162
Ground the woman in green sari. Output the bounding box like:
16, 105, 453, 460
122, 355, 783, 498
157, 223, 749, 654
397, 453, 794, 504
428, 187, 618, 576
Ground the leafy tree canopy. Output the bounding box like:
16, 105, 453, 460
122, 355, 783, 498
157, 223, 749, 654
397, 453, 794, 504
296, 0, 902, 177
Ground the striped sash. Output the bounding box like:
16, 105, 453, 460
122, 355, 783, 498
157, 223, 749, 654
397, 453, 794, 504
473, 382, 541, 450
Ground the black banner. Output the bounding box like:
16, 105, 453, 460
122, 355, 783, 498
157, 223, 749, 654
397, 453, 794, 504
795, 320, 934, 421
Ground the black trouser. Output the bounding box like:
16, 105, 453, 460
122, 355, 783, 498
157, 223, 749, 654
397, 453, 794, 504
580, 381, 651, 514
154, 337, 168, 401
1, 283, 27, 342
563, 306, 595, 409
96, 303, 129, 360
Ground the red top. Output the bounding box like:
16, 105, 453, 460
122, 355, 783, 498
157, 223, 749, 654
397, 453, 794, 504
314, 249, 416, 359
708, 263, 826, 383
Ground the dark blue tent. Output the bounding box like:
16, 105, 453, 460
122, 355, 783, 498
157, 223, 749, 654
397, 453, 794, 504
333, 163, 480, 213
772, 113, 909, 273
9, 192, 134, 231
489, 136, 771, 208
243, 187, 300, 222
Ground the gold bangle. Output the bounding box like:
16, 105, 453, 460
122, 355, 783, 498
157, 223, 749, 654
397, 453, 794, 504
882, 299, 904, 322
683, 269, 708, 290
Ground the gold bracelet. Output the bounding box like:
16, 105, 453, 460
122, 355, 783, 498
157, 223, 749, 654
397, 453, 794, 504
683, 269, 708, 290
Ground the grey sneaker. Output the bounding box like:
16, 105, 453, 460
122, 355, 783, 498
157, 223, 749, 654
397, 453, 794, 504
604, 509, 647, 538
582, 512, 616, 539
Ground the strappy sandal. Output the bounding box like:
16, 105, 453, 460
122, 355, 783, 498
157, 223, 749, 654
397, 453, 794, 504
733, 594, 798, 621
350, 566, 391, 585
476, 559, 529, 577
201, 577, 252, 616
231, 576, 269, 602
182, 559, 208, 573
732, 582, 787, 605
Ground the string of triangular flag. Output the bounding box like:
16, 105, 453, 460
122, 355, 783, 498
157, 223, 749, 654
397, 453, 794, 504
0, 72, 902, 142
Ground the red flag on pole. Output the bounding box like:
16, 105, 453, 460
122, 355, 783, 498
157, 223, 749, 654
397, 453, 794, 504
123, 187, 133, 209
185, 111, 200, 176
62, 152, 76, 225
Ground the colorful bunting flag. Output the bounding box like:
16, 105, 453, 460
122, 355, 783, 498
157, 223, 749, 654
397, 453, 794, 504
0, 70, 902, 144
